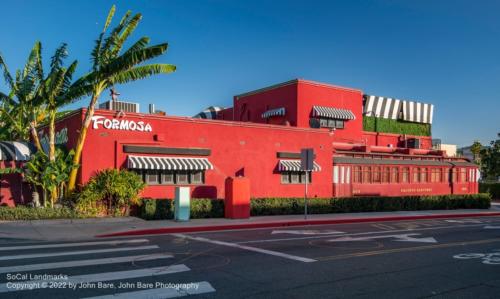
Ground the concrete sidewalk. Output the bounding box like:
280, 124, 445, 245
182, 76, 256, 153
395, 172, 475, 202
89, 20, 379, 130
1, 204, 500, 242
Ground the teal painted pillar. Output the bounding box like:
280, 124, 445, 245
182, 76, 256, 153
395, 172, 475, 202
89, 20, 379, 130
174, 187, 190, 221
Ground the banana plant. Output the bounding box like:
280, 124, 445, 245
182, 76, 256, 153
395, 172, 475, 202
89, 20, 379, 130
66, 5, 176, 193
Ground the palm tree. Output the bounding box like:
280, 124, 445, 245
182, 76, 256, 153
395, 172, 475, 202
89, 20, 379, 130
0, 42, 45, 150
66, 5, 176, 193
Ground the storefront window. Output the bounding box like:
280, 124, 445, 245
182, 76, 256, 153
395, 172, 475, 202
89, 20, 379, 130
281, 171, 312, 184
176, 171, 189, 184
421, 168, 427, 183
161, 171, 174, 184
382, 167, 390, 183
353, 166, 362, 183
362, 166, 371, 183
373, 166, 381, 183
413, 168, 419, 183
402, 167, 409, 183
313, 117, 345, 129
190, 171, 204, 184
390, 167, 399, 183
460, 168, 467, 182
146, 170, 159, 185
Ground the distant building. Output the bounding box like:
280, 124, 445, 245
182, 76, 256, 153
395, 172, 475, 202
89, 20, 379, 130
432, 140, 457, 157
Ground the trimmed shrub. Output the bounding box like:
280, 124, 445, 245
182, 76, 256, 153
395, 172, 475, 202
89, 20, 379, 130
480, 183, 500, 200
363, 116, 431, 136
139, 199, 173, 220
0, 206, 84, 221
250, 194, 491, 216
138, 198, 224, 220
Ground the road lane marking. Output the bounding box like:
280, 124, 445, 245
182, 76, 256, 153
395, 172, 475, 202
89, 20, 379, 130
327, 233, 437, 243
173, 234, 317, 263
0, 265, 191, 293
81, 281, 216, 299
0, 245, 159, 261
0, 239, 150, 251
315, 238, 500, 261
0, 253, 173, 274
236, 222, 500, 244
271, 230, 345, 235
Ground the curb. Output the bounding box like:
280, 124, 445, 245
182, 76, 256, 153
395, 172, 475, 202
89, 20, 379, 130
96, 211, 500, 238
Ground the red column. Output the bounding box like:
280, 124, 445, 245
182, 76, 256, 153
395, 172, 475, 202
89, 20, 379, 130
224, 177, 250, 219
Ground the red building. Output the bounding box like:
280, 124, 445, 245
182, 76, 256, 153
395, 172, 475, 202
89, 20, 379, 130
0, 79, 479, 206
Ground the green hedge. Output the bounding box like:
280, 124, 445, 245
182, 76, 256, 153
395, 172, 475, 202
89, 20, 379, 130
139, 198, 224, 220
363, 116, 431, 136
0, 206, 84, 221
479, 183, 500, 200
250, 194, 491, 216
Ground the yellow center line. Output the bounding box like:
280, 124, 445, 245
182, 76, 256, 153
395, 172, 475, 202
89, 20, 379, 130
315, 238, 500, 261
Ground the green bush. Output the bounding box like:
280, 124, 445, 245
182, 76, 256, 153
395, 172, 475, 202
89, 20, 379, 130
138, 198, 224, 220
363, 116, 431, 136
0, 206, 84, 221
75, 169, 146, 216
250, 194, 491, 216
479, 183, 500, 200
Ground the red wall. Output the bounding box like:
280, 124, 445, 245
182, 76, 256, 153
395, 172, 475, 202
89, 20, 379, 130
362, 132, 433, 149
297, 80, 364, 142
233, 81, 298, 125
75, 109, 335, 199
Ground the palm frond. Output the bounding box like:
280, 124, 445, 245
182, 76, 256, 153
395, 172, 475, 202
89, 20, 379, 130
108, 64, 176, 85
111, 13, 143, 56
91, 5, 116, 70
122, 37, 150, 55
100, 43, 169, 78
0, 53, 14, 89
50, 43, 68, 70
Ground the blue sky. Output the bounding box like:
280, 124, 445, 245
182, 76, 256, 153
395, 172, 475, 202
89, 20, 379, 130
0, 0, 498, 147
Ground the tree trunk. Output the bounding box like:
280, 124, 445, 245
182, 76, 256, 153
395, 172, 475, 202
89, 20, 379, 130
49, 108, 58, 203
29, 122, 43, 153
67, 93, 100, 195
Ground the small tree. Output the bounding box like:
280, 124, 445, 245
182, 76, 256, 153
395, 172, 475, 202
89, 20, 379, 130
471, 140, 482, 164
480, 133, 500, 181
75, 169, 145, 216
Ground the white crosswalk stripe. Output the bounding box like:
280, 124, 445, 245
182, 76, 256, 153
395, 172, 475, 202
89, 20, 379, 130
0, 239, 150, 251
0, 245, 159, 261
0, 239, 216, 298
0, 253, 173, 274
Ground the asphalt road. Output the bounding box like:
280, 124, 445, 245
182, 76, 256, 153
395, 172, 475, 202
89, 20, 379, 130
1, 216, 500, 299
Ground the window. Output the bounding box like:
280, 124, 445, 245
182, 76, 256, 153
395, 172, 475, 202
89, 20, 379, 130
139, 170, 206, 185
382, 167, 390, 183
281, 171, 312, 184
390, 167, 399, 183
451, 168, 457, 183
176, 171, 189, 184
161, 171, 174, 184
371, 166, 379, 183
191, 171, 204, 184
421, 168, 427, 183
353, 166, 362, 183
362, 166, 371, 183
312, 117, 345, 129
146, 170, 159, 185
460, 168, 467, 182
402, 167, 409, 183
413, 168, 419, 183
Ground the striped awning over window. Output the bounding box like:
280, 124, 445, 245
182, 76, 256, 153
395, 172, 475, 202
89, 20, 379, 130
128, 155, 214, 170
0, 141, 35, 161
262, 107, 286, 119
363, 94, 434, 124
278, 160, 321, 172
312, 106, 356, 120
193, 106, 224, 119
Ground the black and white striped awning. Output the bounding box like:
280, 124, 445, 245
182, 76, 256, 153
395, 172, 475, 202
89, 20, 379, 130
363, 94, 434, 124
128, 155, 214, 170
261, 107, 286, 119
278, 160, 321, 172
312, 106, 356, 120
193, 106, 224, 119
0, 141, 36, 161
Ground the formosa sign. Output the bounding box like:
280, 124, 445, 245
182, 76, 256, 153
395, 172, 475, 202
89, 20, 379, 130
91, 116, 153, 132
